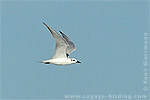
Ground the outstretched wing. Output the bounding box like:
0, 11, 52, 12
43, 22, 69, 58
59, 31, 76, 56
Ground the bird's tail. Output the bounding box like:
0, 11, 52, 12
38, 60, 50, 64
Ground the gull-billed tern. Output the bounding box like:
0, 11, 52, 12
41, 22, 81, 65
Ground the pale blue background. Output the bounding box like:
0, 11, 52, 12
1, 0, 149, 99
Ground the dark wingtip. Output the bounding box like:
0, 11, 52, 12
42, 21, 46, 25
38, 61, 50, 64
44, 62, 50, 64
59, 30, 63, 34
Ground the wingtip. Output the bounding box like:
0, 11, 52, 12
42, 21, 46, 25
59, 30, 63, 34
42, 22, 49, 29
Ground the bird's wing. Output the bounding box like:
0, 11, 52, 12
43, 22, 69, 58
59, 31, 76, 56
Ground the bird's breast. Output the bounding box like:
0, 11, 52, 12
50, 58, 72, 65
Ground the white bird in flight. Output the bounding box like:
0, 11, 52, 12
41, 22, 81, 65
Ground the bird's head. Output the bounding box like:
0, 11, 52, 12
70, 58, 81, 64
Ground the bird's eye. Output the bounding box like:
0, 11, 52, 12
71, 59, 75, 61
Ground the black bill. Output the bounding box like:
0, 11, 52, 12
76, 61, 81, 63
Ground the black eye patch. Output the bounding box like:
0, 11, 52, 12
71, 59, 75, 61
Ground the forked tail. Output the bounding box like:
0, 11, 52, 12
38, 61, 50, 64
